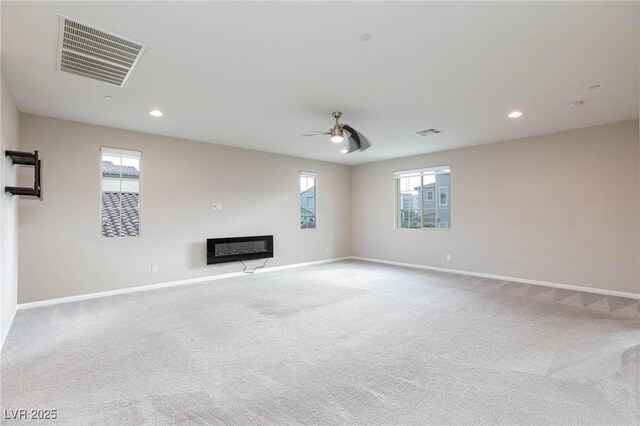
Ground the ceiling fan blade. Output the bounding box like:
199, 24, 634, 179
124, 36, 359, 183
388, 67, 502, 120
300, 130, 331, 137
355, 131, 371, 151
342, 124, 371, 153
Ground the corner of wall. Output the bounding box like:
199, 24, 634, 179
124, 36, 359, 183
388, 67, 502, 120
348, 163, 354, 257
1, 72, 20, 351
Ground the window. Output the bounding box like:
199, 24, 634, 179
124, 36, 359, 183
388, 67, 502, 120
438, 187, 448, 206
300, 171, 317, 229
101, 147, 141, 237
395, 165, 451, 229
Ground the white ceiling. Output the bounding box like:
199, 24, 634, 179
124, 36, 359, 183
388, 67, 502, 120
1, 1, 638, 165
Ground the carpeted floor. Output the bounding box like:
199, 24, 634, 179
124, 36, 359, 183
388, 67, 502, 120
2, 260, 639, 425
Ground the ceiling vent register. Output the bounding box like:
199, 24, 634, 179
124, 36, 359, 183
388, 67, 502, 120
56, 15, 147, 87
413, 128, 443, 137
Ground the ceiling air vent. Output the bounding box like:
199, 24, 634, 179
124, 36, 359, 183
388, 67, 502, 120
413, 128, 443, 137
56, 15, 147, 87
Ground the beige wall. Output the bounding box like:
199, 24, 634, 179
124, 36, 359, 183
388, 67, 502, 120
351, 120, 640, 295
18, 114, 351, 303
15, 115, 640, 303
1, 72, 19, 343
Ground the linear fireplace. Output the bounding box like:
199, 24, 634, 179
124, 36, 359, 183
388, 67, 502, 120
207, 235, 274, 265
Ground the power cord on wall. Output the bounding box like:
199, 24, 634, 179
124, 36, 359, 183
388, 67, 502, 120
240, 258, 269, 274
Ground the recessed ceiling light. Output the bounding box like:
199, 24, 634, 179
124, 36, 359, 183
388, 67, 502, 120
340, 147, 349, 154
589, 84, 601, 90
149, 109, 164, 117
568, 100, 585, 109
103, 95, 113, 100
359, 34, 372, 42
508, 111, 523, 118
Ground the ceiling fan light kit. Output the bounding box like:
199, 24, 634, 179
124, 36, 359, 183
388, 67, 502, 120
303, 111, 371, 154
330, 128, 344, 143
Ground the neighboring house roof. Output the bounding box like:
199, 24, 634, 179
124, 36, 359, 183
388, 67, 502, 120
423, 211, 436, 219
300, 187, 314, 197
415, 183, 436, 190
102, 192, 139, 237
300, 207, 314, 217
102, 161, 139, 178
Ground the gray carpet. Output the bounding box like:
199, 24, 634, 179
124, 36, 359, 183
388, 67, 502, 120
2, 260, 639, 425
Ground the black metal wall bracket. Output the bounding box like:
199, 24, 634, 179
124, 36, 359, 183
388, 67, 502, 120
4, 150, 41, 198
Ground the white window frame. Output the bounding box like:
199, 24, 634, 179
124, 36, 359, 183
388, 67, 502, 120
300, 171, 318, 230
100, 147, 142, 238
438, 187, 449, 206
394, 165, 451, 230
426, 190, 434, 201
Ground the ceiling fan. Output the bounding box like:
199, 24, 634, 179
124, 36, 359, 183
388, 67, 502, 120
301, 111, 371, 154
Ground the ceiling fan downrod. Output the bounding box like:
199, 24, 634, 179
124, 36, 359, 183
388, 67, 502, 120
330, 111, 344, 143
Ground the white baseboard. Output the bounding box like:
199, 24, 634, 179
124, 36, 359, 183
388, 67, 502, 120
350, 256, 640, 300
18, 257, 350, 310
16, 255, 639, 311
1, 304, 18, 352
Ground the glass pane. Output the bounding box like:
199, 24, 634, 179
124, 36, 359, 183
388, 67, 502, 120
422, 208, 437, 228
216, 240, 267, 256
120, 208, 139, 237
300, 175, 316, 229
101, 151, 141, 237
398, 176, 421, 228
434, 171, 450, 228
421, 173, 435, 228
102, 199, 121, 237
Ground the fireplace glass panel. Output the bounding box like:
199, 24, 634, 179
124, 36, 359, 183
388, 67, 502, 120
215, 240, 268, 256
